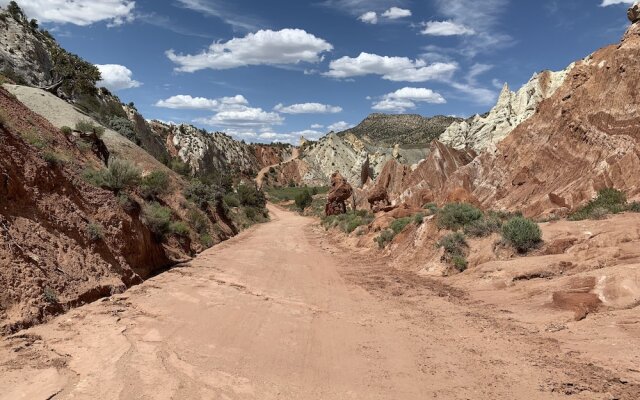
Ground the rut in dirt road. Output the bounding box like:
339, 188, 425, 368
1, 205, 637, 399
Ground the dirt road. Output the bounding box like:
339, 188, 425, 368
1, 206, 637, 399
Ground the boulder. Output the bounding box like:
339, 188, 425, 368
367, 185, 389, 211
325, 172, 353, 216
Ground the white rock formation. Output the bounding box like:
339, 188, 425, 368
440, 66, 574, 152
299, 132, 428, 187
151, 122, 288, 176
0, 8, 54, 86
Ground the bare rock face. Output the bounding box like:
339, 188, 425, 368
0, 7, 55, 86
441, 22, 640, 216
325, 172, 353, 216
440, 67, 573, 152
149, 121, 293, 178
367, 141, 476, 209
629, 2, 640, 23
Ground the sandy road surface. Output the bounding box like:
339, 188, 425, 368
1, 206, 638, 399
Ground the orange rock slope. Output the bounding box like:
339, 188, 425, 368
443, 23, 640, 217
368, 23, 640, 218
0, 87, 211, 334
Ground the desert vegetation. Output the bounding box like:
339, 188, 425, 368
570, 188, 640, 220
323, 210, 374, 234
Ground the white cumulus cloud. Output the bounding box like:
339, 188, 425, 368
96, 64, 141, 91
421, 20, 475, 36
600, 0, 635, 5
372, 87, 446, 113
359, 11, 378, 24
166, 29, 333, 72
327, 121, 353, 132
324, 52, 457, 82
0, 0, 136, 26
196, 108, 284, 128
274, 103, 342, 114
381, 7, 411, 19
155, 95, 248, 110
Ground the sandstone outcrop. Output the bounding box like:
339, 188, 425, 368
149, 121, 294, 179
0, 7, 54, 86
366, 141, 477, 209
440, 67, 573, 152
440, 22, 640, 216
325, 172, 353, 216
629, 2, 640, 23
0, 88, 180, 334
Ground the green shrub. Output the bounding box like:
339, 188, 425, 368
238, 184, 266, 208
60, 126, 72, 135
21, 129, 47, 149
423, 202, 439, 215
223, 193, 240, 208
390, 217, 412, 234
108, 116, 137, 143
375, 229, 395, 249
43, 287, 58, 304
82, 167, 107, 187
294, 189, 313, 211
463, 215, 502, 238
141, 203, 173, 238
75, 120, 105, 137
86, 223, 104, 242
322, 210, 373, 234
169, 221, 190, 237
437, 203, 483, 231
437, 232, 469, 273
117, 193, 137, 212
570, 188, 627, 221
187, 209, 209, 234
501, 216, 542, 253
104, 159, 141, 192
184, 180, 221, 209
42, 151, 64, 166
244, 206, 257, 221
170, 158, 191, 176
451, 256, 468, 272
628, 201, 640, 213
140, 170, 170, 200
413, 212, 425, 225
200, 234, 214, 248
437, 232, 467, 258
589, 207, 609, 220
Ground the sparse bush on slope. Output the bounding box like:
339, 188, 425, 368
437, 232, 469, 272
570, 188, 628, 220
437, 203, 483, 231
501, 217, 542, 253
104, 159, 141, 192
140, 170, 170, 200
295, 189, 313, 211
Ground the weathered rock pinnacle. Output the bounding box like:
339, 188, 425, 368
628, 2, 640, 23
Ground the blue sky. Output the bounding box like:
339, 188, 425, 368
2, 0, 636, 143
